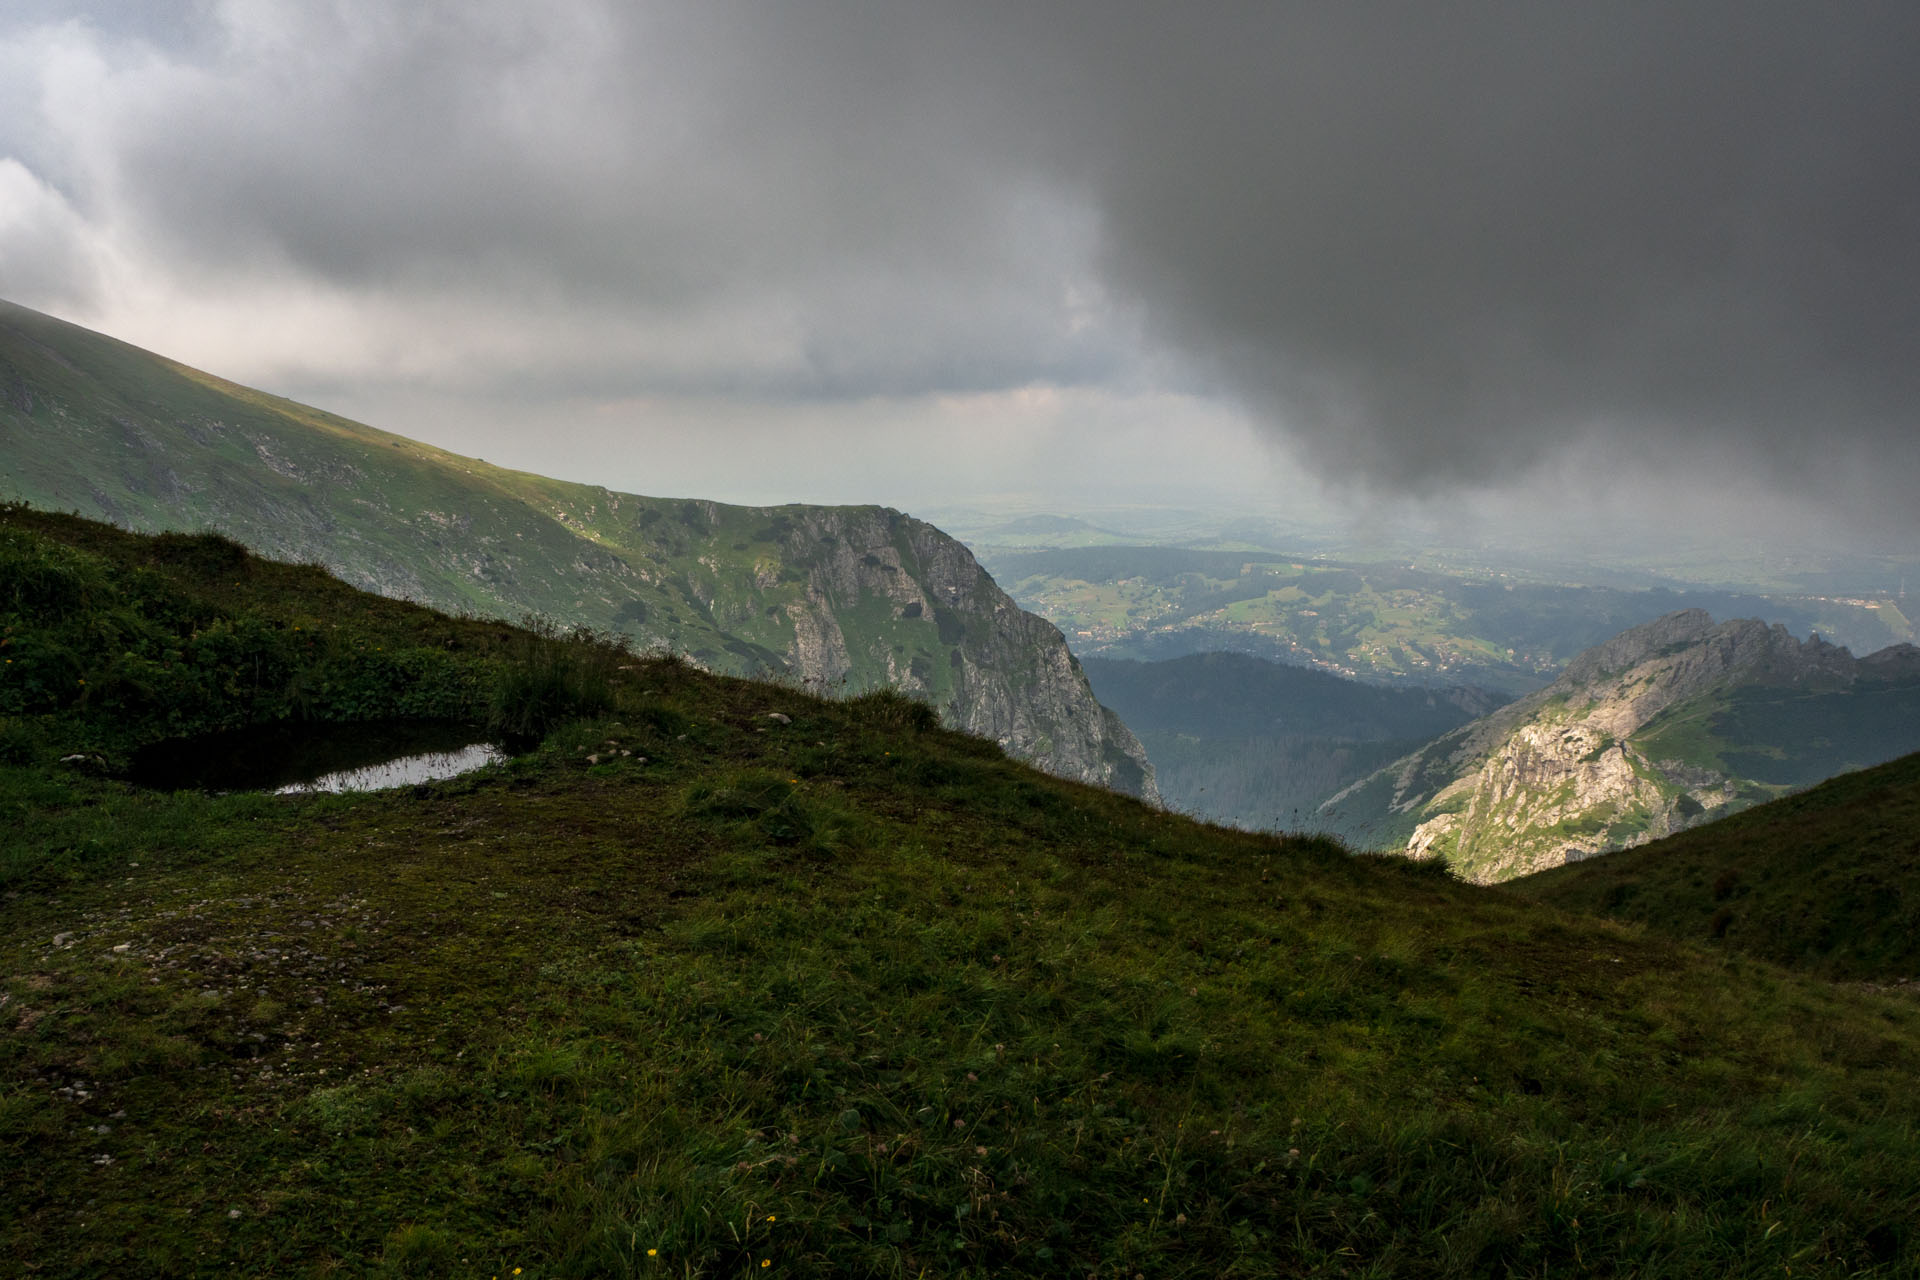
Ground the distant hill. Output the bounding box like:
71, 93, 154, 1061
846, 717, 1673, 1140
1513, 751, 1920, 981
1081, 652, 1500, 828
1321, 609, 1920, 881
984, 544, 1913, 694
978, 514, 1125, 538
0, 299, 1152, 797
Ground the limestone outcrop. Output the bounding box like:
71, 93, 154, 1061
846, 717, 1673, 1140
1321, 610, 1920, 881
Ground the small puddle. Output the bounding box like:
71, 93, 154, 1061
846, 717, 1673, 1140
129, 720, 508, 794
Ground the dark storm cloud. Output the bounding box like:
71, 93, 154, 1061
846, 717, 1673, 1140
1021, 3, 1920, 498
3, 2, 1125, 396
5, 1, 1918, 513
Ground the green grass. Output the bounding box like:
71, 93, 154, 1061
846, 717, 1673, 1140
1513, 751, 1920, 981
488, 616, 629, 741
4, 512, 1920, 1276
1635, 698, 1735, 774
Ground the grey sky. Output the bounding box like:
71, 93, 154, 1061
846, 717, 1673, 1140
2, 1, 1916, 542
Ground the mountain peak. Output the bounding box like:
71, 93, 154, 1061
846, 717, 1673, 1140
1553, 607, 1721, 686
1325, 609, 1920, 882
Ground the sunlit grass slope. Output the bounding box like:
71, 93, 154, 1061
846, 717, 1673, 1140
0, 300, 1160, 796
1513, 751, 1920, 981
0, 301, 963, 696
4, 510, 1919, 1277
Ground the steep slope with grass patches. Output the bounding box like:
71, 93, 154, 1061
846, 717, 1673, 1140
1320, 609, 1920, 881
1512, 750, 1920, 981
4, 512, 1920, 1278
0, 299, 1153, 798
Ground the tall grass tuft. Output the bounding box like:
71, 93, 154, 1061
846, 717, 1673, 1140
488, 615, 627, 742
844, 686, 939, 731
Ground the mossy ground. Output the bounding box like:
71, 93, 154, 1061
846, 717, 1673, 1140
5, 511, 1920, 1277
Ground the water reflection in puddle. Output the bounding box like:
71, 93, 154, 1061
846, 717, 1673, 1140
274, 742, 508, 794
129, 721, 508, 794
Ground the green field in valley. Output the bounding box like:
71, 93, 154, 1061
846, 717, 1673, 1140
980, 544, 1913, 695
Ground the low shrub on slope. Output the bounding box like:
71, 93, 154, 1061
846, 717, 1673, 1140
2, 509, 1918, 1277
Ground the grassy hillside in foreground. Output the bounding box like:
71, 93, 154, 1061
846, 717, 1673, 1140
4, 515, 1920, 1277
1513, 751, 1920, 982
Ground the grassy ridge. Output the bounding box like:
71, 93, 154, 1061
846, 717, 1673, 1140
0, 301, 1158, 803
1513, 751, 1920, 981
4, 513, 1920, 1276
0, 294, 870, 670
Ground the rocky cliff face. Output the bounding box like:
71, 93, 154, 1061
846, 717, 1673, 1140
825, 510, 1155, 799
0, 298, 1156, 800
1322, 609, 1920, 882
652, 501, 1156, 799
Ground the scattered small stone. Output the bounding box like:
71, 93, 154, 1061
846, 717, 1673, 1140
586, 754, 602, 765
111, 943, 131, 954
52, 932, 74, 947
767, 712, 791, 725
228, 1208, 242, 1219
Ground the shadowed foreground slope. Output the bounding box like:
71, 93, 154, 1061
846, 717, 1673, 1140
2, 511, 1917, 1277
1513, 751, 1920, 982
